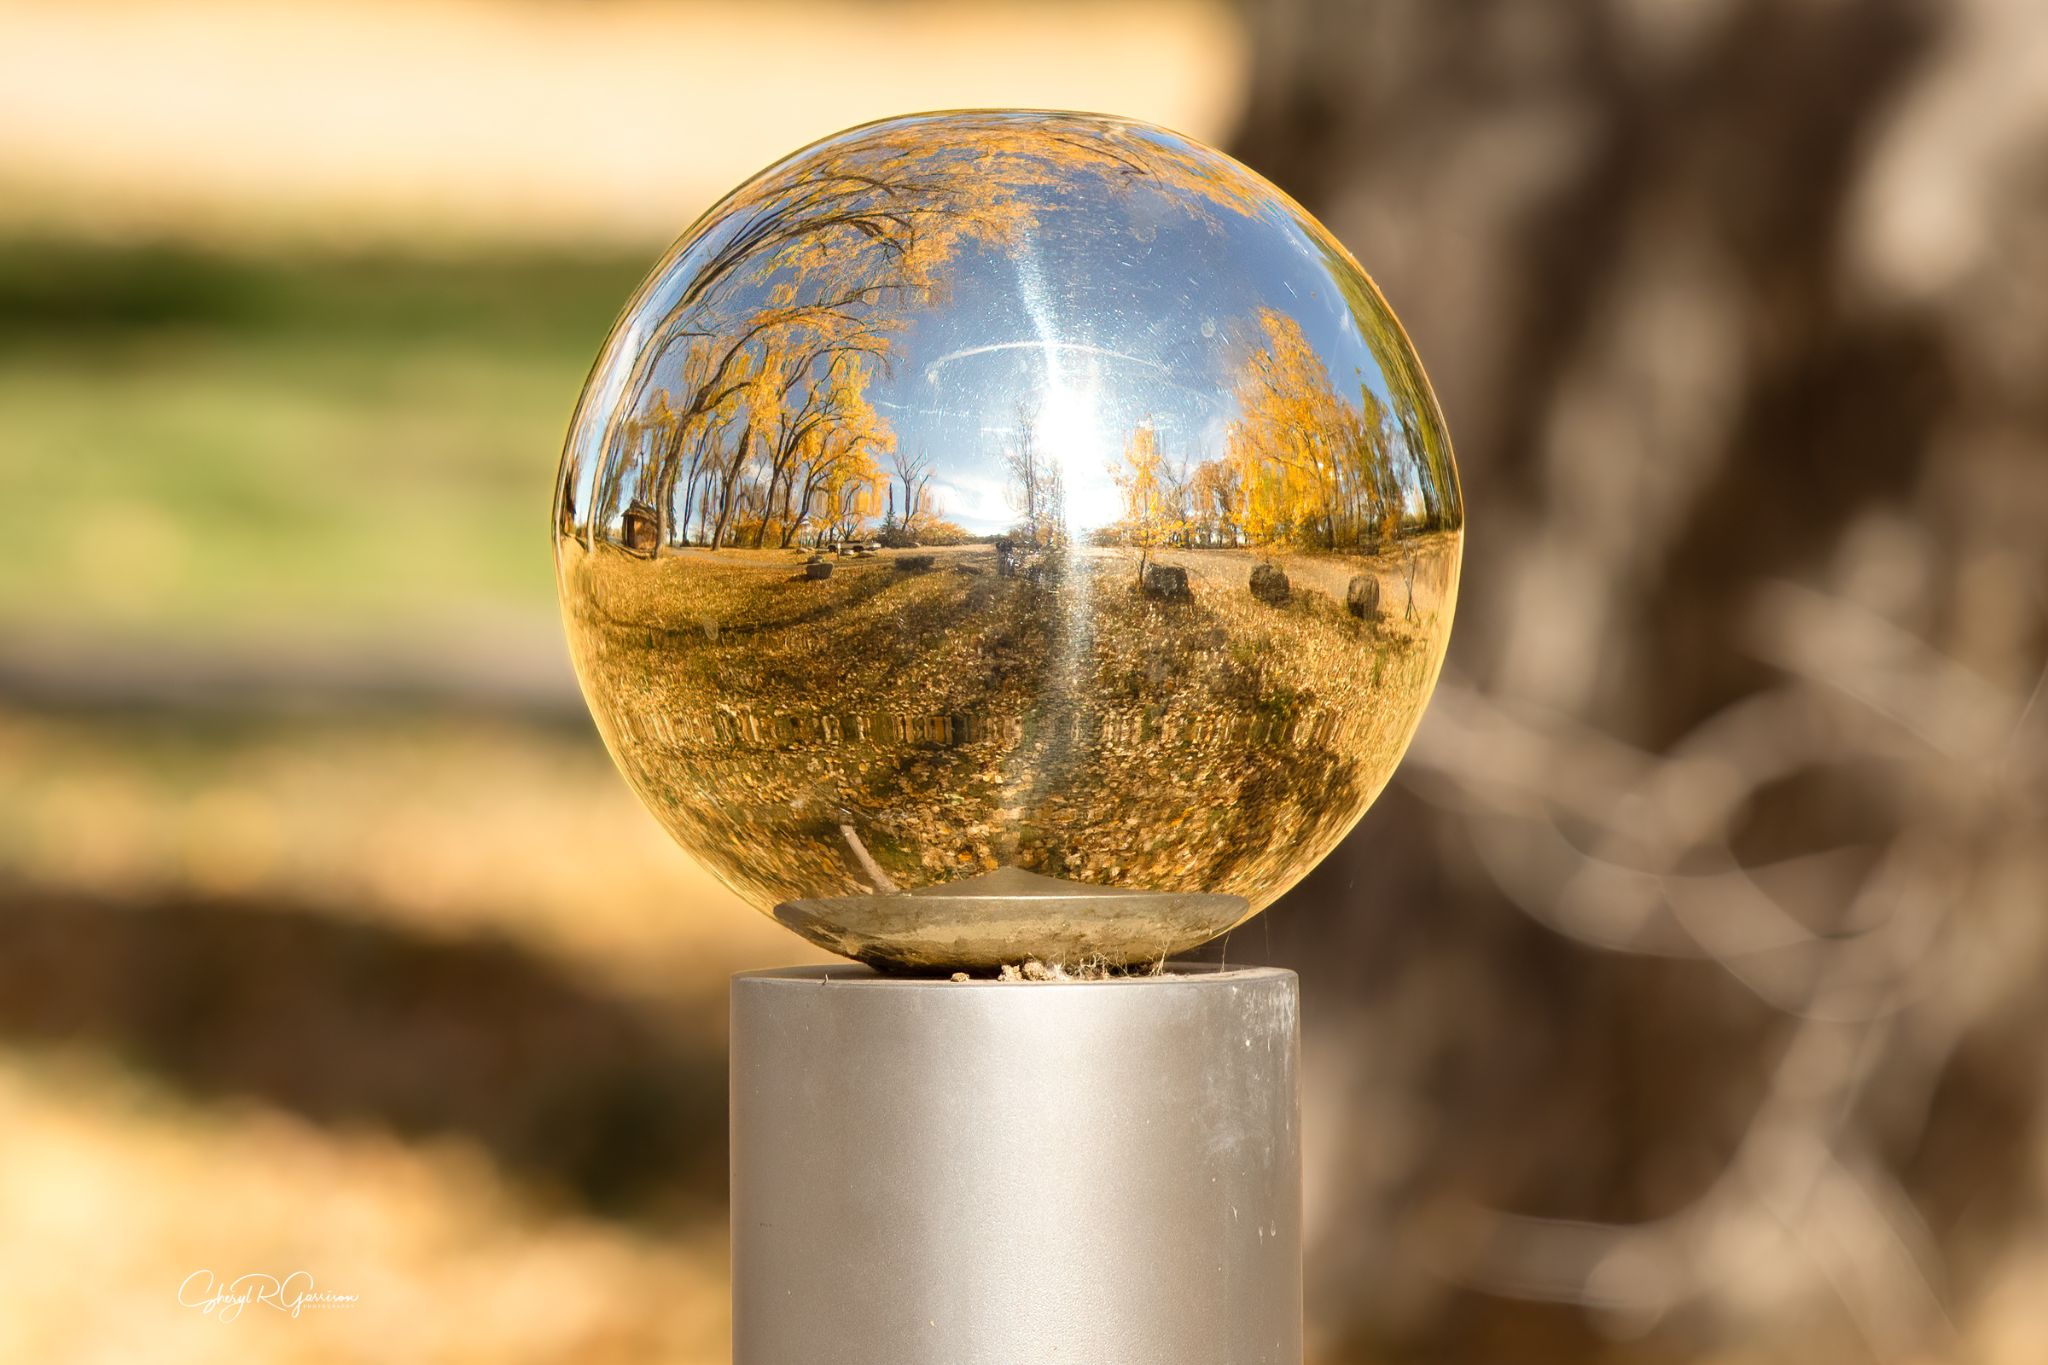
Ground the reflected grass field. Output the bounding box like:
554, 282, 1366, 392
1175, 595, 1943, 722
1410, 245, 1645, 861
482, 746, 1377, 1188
563, 535, 1458, 967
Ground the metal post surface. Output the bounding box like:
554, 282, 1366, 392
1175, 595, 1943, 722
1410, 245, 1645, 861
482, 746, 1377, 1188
731, 964, 1301, 1365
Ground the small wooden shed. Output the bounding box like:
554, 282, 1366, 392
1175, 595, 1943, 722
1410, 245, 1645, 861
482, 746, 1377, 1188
621, 500, 659, 557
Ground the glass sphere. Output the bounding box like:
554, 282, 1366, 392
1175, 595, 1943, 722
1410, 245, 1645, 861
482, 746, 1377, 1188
554, 111, 1462, 971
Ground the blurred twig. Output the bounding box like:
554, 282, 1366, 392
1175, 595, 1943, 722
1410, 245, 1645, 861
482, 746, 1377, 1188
1399, 575, 2043, 1358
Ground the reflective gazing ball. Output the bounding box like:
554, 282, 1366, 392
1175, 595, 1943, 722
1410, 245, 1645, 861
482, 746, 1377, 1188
554, 111, 1462, 971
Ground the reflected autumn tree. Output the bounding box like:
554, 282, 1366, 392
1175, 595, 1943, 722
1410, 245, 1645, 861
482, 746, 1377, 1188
1187, 457, 1243, 548
882, 444, 937, 543
1111, 421, 1184, 581
1224, 308, 1446, 551
1001, 400, 1068, 548
593, 296, 893, 552
1102, 306, 1461, 562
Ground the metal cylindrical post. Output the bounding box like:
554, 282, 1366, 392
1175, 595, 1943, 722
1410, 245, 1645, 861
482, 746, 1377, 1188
731, 964, 1301, 1364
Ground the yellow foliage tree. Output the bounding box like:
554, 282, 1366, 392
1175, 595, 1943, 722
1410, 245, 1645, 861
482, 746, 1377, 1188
1224, 307, 1433, 551
1114, 422, 1173, 583
1188, 457, 1242, 546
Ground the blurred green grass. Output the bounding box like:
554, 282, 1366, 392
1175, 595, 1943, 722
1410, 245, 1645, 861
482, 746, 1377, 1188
0, 239, 650, 631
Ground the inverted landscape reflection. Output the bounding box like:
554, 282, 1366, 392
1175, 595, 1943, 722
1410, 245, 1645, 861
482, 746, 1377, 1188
554, 111, 1462, 970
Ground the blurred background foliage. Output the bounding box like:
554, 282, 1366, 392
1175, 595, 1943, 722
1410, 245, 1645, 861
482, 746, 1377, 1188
1, 1, 2043, 1362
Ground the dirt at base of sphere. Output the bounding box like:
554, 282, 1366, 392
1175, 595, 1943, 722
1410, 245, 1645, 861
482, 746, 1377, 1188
945, 959, 1169, 982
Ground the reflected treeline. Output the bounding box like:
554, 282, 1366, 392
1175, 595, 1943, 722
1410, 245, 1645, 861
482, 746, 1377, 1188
558, 113, 1282, 556
1101, 309, 1461, 558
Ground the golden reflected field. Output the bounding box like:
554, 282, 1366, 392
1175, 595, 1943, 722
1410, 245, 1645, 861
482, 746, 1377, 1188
566, 537, 1457, 966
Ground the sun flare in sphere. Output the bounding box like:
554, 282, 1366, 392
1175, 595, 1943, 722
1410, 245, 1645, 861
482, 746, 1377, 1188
553, 110, 1463, 971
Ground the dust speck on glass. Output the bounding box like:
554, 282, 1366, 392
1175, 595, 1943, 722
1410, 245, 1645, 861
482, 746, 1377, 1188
554, 110, 1462, 971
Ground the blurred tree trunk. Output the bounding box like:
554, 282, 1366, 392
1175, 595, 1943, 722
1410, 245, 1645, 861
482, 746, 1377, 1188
1229, 2, 2048, 1361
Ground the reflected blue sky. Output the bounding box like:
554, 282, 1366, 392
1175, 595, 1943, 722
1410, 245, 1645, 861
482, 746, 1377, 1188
571, 113, 1441, 542
892, 183, 1401, 531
